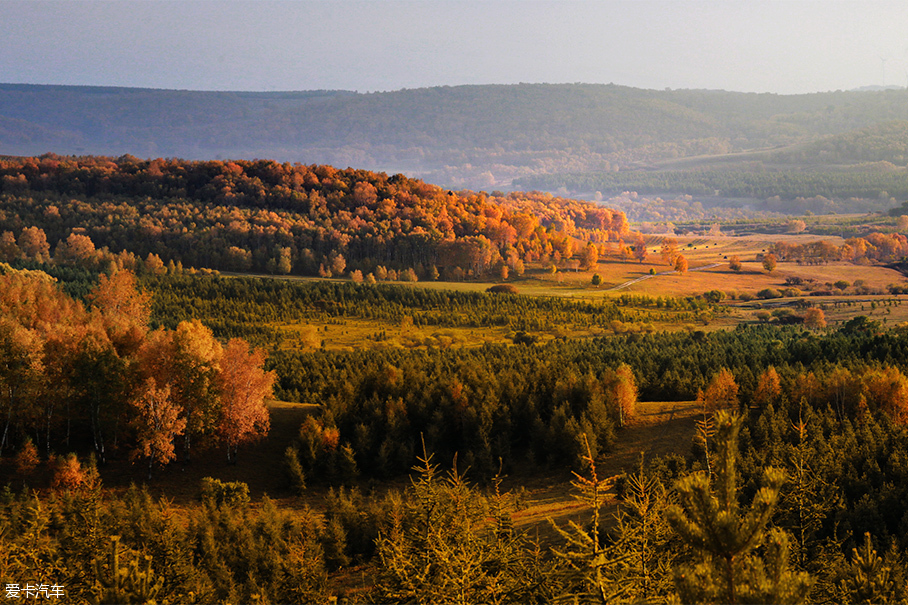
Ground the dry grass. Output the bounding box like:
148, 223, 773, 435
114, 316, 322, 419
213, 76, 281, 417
227, 231, 908, 314
510, 400, 701, 543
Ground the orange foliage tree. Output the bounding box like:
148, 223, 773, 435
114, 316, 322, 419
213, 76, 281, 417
862, 366, 908, 425
216, 339, 275, 463
169, 320, 224, 462
753, 366, 782, 408
674, 254, 689, 275
661, 238, 678, 266
803, 307, 827, 329
702, 368, 739, 412
130, 378, 186, 479
611, 363, 638, 427
88, 269, 151, 355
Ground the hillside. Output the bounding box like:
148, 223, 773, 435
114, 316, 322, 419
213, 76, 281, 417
4, 83, 908, 190
0, 155, 628, 279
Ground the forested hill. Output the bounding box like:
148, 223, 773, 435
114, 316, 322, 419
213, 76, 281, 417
3, 83, 908, 189
0, 155, 627, 278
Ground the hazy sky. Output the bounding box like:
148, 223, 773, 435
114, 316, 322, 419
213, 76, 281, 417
2, 0, 907, 94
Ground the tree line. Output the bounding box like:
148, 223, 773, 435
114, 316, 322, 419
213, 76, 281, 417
145, 273, 714, 346
517, 168, 908, 202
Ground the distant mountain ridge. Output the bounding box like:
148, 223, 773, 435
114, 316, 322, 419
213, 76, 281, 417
3, 83, 908, 189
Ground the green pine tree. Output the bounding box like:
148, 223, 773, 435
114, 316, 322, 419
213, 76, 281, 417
90, 535, 163, 605
608, 455, 677, 602
374, 445, 551, 604
666, 411, 812, 604
838, 533, 907, 604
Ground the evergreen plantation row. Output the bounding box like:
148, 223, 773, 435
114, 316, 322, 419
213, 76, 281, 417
146, 273, 715, 344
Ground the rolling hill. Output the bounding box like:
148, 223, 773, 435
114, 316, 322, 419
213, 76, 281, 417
3, 83, 908, 191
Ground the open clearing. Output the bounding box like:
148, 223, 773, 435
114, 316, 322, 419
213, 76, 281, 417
90, 399, 701, 542
510, 400, 701, 542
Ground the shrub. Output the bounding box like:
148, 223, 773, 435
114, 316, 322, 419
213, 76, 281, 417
52, 453, 85, 490
199, 477, 250, 507
487, 284, 518, 294
704, 290, 726, 303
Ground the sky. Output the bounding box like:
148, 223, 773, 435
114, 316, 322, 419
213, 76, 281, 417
2, 0, 908, 95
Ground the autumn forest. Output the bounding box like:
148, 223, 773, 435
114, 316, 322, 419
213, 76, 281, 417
3, 154, 908, 604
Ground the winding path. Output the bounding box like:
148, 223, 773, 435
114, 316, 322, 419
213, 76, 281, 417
607, 262, 722, 291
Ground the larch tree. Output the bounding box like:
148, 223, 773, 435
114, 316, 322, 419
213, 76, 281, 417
374, 447, 547, 605
753, 366, 782, 408
838, 533, 906, 604
703, 367, 739, 412
609, 460, 676, 602
216, 338, 274, 464
550, 435, 630, 603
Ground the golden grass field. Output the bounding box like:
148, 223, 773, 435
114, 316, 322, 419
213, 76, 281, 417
238, 231, 908, 352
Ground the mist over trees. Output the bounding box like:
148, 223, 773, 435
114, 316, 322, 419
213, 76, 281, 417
4, 83, 908, 191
